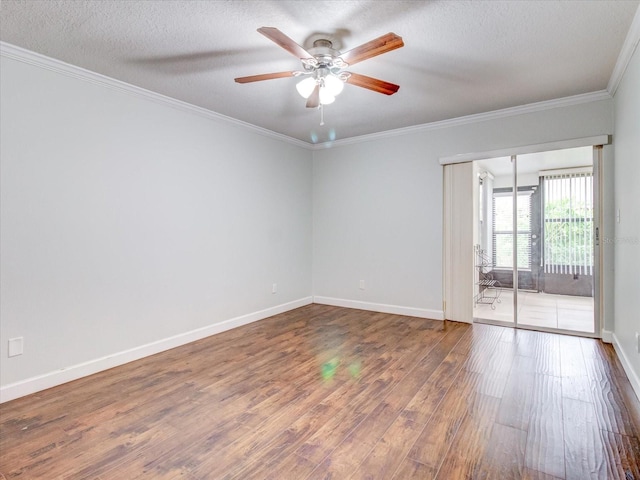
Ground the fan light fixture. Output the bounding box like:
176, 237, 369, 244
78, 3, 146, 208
235, 28, 404, 125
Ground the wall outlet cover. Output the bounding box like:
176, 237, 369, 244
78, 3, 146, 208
8, 337, 24, 357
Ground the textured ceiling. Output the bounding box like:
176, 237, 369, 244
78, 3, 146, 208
1, 0, 638, 144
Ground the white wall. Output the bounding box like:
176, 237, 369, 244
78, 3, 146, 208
613, 42, 640, 394
0, 55, 313, 396
312, 135, 445, 318
312, 99, 613, 320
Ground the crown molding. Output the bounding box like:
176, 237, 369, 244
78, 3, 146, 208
607, 4, 640, 96
0, 41, 616, 152
311, 90, 613, 150
0, 42, 311, 150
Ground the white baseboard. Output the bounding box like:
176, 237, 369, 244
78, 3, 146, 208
0, 297, 313, 404
601, 329, 614, 343
612, 333, 640, 402
312, 296, 444, 320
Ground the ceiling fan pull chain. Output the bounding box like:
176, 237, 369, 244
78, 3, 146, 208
320, 104, 325, 126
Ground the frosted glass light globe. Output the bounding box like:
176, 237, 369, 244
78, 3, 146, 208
319, 88, 335, 105
324, 74, 344, 96
296, 77, 317, 98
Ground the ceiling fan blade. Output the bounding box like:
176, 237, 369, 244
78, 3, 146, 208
306, 84, 320, 108
234, 71, 296, 83
340, 33, 404, 66
257, 27, 314, 60
346, 72, 400, 95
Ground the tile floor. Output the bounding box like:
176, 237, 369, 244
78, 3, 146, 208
474, 289, 594, 333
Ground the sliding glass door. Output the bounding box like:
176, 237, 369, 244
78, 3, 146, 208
473, 147, 596, 335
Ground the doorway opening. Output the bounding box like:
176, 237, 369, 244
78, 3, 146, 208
472, 146, 596, 334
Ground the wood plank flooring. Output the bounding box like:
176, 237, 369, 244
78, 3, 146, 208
1, 304, 639, 479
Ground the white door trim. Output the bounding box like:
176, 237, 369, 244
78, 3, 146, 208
439, 135, 611, 165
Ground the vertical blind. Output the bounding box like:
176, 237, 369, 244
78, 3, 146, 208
543, 172, 593, 275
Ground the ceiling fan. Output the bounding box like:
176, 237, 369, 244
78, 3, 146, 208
235, 27, 404, 109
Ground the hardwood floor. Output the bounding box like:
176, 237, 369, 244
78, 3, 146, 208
1, 304, 639, 479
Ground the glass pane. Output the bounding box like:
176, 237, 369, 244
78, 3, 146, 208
516, 194, 531, 230
473, 157, 514, 326
494, 233, 513, 268
494, 196, 512, 231
543, 173, 594, 274
517, 147, 595, 334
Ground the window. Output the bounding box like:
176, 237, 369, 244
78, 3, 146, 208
543, 172, 593, 275
492, 191, 532, 270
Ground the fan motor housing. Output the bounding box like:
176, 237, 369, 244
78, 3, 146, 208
305, 39, 346, 72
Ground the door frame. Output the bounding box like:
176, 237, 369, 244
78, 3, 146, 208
441, 136, 609, 338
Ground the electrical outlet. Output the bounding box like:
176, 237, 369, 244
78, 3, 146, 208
272, 283, 277, 294
8, 337, 23, 357
359, 280, 365, 290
